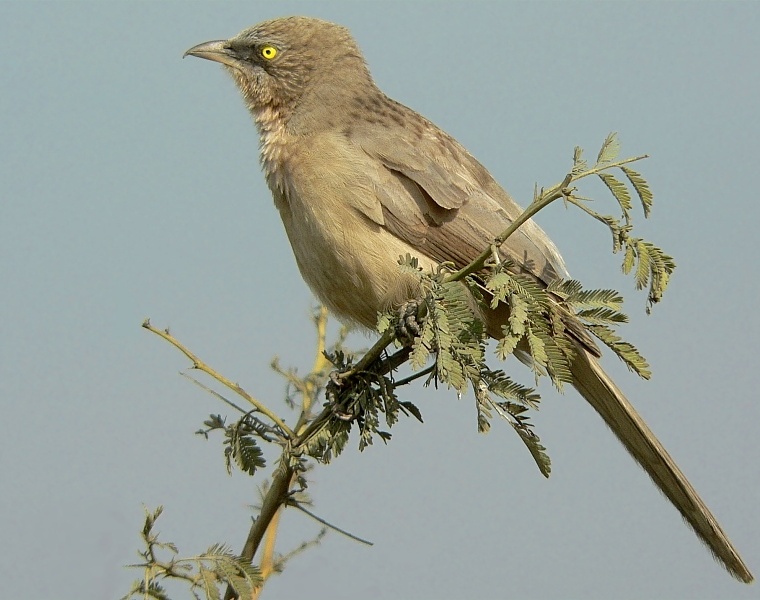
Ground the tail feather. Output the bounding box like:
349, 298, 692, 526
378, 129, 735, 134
570, 347, 753, 583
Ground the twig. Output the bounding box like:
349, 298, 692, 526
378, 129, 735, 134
289, 502, 374, 546
270, 528, 328, 574
142, 319, 295, 438
581, 154, 648, 177
251, 503, 285, 599
449, 172, 574, 281
336, 326, 396, 380
293, 307, 332, 434
393, 364, 436, 387
449, 155, 648, 282
180, 371, 248, 415
310, 305, 333, 381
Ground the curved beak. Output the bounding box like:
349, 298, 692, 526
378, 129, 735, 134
183, 40, 240, 69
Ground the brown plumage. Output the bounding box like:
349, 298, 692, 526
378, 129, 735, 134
185, 16, 753, 583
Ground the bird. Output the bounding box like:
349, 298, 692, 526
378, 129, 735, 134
184, 16, 753, 583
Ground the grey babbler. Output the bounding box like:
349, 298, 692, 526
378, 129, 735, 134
184, 16, 752, 583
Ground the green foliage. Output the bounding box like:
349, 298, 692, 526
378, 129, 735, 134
485, 268, 575, 390
424, 276, 487, 392
596, 131, 622, 165
311, 344, 426, 456
196, 413, 268, 476
477, 369, 550, 476
622, 237, 676, 310
545, 279, 650, 376
122, 506, 262, 600
225, 425, 266, 476
568, 133, 676, 311
587, 324, 651, 379
620, 165, 653, 217
301, 417, 351, 463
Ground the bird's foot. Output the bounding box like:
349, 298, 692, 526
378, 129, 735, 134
395, 299, 425, 345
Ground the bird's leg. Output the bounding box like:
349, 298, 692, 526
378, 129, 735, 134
490, 243, 502, 266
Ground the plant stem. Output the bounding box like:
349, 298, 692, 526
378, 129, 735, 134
449, 155, 647, 283
294, 307, 332, 434
449, 173, 573, 282
294, 346, 412, 449
337, 326, 396, 380
289, 503, 373, 545
251, 505, 284, 599
224, 462, 296, 600
142, 320, 295, 438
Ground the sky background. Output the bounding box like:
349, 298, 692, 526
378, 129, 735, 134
2, 2, 759, 599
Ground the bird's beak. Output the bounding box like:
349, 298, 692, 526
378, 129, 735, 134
183, 40, 240, 69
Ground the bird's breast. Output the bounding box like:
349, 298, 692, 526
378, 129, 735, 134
258, 127, 437, 328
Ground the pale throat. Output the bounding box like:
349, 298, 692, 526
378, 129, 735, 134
227, 68, 293, 196
253, 103, 292, 197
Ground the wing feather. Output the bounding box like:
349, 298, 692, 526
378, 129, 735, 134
347, 99, 569, 283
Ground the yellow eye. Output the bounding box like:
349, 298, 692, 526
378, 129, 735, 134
260, 45, 278, 60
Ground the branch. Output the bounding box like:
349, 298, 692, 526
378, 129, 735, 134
293, 306, 333, 433
449, 172, 573, 281
269, 528, 328, 575
293, 346, 412, 449
289, 502, 373, 546
310, 305, 333, 379
449, 153, 648, 283
250, 501, 284, 598
180, 371, 248, 415
224, 461, 296, 600
142, 319, 295, 438
336, 326, 396, 380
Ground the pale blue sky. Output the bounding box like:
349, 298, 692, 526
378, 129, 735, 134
1, 2, 758, 599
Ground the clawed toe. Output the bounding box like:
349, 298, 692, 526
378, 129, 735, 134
395, 299, 424, 344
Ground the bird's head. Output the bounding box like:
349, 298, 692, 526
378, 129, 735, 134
185, 16, 373, 124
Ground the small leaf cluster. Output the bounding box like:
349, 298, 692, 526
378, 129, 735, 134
196, 413, 269, 476
569, 133, 675, 311
122, 506, 261, 600
393, 262, 560, 476
547, 279, 650, 379
486, 267, 576, 390
476, 369, 550, 476
308, 347, 424, 459
401, 258, 488, 391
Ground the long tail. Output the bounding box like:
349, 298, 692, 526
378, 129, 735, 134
570, 347, 753, 583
